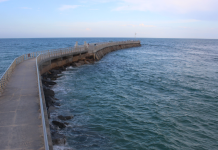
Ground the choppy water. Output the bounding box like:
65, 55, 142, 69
51, 39, 218, 150
1, 38, 218, 150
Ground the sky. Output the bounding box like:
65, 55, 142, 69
0, 0, 218, 39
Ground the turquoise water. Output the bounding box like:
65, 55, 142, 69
1, 38, 218, 150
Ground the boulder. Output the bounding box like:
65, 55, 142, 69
71, 63, 77, 67
48, 106, 57, 113
84, 60, 90, 64
78, 61, 85, 65
42, 78, 56, 86
54, 102, 61, 106
52, 132, 66, 145
58, 66, 66, 71
52, 121, 66, 129
43, 88, 55, 97
58, 115, 74, 121
47, 110, 50, 119
50, 69, 62, 74
45, 96, 55, 107
75, 63, 81, 67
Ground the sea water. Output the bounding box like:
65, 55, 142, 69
1, 38, 218, 150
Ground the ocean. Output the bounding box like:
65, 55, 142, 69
0, 38, 218, 150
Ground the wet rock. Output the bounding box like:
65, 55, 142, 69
43, 88, 55, 97
54, 102, 61, 106
42, 78, 56, 86
50, 124, 55, 131
52, 121, 66, 129
75, 63, 81, 67
48, 106, 57, 113
45, 96, 55, 107
52, 132, 66, 145
71, 63, 77, 67
47, 110, 50, 119
50, 69, 62, 74
78, 61, 85, 65
84, 60, 90, 64
56, 66, 66, 71
58, 115, 74, 121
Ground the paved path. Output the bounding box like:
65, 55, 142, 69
0, 58, 44, 150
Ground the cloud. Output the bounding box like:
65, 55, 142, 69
115, 0, 218, 13
0, 0, 8, 2
20, 7, 32, 9
59, 5, 79, 11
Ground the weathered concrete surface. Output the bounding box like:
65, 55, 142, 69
0, 58, 44, 150
94, 43, 141, 60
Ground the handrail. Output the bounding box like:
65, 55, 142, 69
0, 40, 140, 149
0, 40, 140, 95
36, 55, 49, 150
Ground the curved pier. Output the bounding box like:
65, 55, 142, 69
0, 40, 141, 150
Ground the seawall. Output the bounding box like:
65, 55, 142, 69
39, 42, 141, 75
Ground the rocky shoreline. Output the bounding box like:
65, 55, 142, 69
40, 44, 141, 148
41, 58, 95, 147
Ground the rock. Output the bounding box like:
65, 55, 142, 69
78, 61, 85, 65
47, 110, 50, 119
58, 115, 74, 121
71, 63, 77, 67
48, 106, 57, 113
42, 78, 56, 86
52, 121, 66, 129
50, 69, 62, 74
45, 96, 55, 107
50, 124, 55, 131
75, 63, 81, 67
47, 74, 61, 80
84, 60, 90, 64
52, 132, 66, 145
43, 88, 55, 97
54, 102, 61, 106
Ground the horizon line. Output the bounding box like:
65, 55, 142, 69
0, 37, 217, 40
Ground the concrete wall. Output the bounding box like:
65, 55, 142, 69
94, 43, 141, 60
39, 42, 141, 75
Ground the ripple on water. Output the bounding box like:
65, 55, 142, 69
48, 39, 218, 150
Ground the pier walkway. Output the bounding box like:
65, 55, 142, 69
0, 40, 140, 150
0, 58, 44, 150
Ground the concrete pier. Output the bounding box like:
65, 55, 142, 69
0, 40, 141, 150
0, 58, 44, 150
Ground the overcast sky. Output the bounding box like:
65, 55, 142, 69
0, 0, 218, 38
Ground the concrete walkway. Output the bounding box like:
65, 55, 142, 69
0, 58, 44, 150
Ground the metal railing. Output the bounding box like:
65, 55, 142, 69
0, 53, 37, 95
0, 40, 140, 150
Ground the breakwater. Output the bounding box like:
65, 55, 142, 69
40, 41, 141, 147
0, 40, 140, 150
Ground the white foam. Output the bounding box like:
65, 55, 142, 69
53, 145, 74, 150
